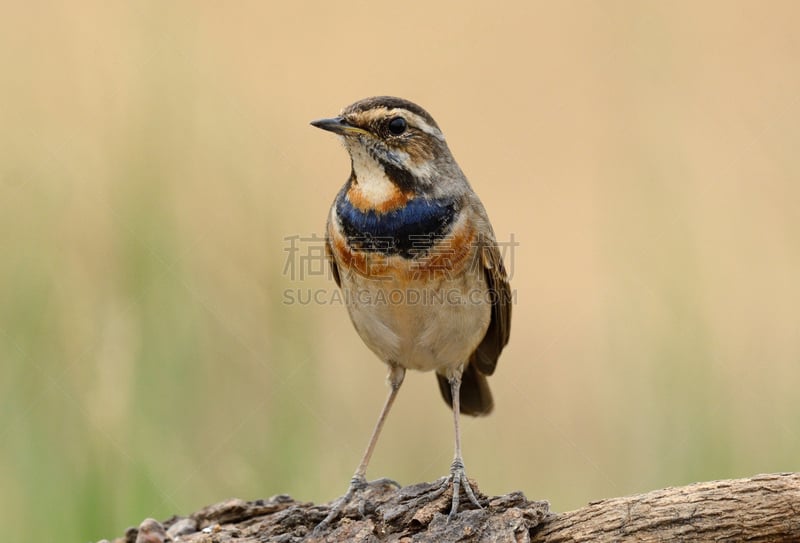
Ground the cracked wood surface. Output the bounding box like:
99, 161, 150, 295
101, 472, 800, 543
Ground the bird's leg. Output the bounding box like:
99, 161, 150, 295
314, 365, 405, 533
432, 370, 483, 520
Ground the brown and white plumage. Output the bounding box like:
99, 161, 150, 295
312, 96, 511, 531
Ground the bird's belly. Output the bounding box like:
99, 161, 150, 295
343, 272, 491, 373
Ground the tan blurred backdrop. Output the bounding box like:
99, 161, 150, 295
2, 2, 799, 541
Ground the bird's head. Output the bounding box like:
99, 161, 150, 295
311, 96, 467, 200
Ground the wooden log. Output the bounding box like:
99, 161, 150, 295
101, 472, 800, 543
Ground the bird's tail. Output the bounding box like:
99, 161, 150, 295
436, 362, 494, 417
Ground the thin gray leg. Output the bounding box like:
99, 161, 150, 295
314, 365, 405, 533
446, 372, 483, 520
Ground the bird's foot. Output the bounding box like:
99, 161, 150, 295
313, 475, 400, 535
429, 459, 483, 521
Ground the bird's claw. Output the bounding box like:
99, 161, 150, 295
313, 476, 400, 535
434, 459, 483, 521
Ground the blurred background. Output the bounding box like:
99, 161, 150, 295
2, 2, 799, 541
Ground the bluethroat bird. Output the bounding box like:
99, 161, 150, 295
311, 96, 511, 529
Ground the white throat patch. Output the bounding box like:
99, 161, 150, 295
345, 140, 398, 204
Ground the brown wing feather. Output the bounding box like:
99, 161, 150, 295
325, 236, 341, 288
471, 236, 512, 376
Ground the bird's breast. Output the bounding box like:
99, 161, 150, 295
329, 196, 478, 282
335, 186, 460, 259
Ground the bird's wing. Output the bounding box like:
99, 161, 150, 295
470, 235, 512, 376
325, 236, 341, 288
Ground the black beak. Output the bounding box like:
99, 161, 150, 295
310, 116, 365, 136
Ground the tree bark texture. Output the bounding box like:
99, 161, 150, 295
101, 472, 800, 543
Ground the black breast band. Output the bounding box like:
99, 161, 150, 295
336, 190, 458, 258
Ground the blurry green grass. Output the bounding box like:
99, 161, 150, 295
0, 162, 319, 541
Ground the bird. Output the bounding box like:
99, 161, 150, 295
310, 96, 511, 530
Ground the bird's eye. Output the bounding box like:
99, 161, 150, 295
387, 117, 407, 135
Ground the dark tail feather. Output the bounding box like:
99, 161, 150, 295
436, 362, 494, 417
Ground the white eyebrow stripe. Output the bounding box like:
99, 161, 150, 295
404, 112, 445, 140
